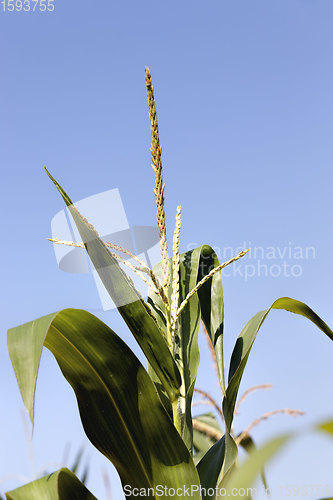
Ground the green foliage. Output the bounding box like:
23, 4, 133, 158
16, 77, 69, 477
221, 434, 291, 498
8, 309, 200, 496
5, 71, 333, 498
147, 244, 224, 452
5, 469, 96, 500
221, 297, 333, 477
45, 168, 182, 405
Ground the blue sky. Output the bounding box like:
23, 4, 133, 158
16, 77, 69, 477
1, 0, 333, 498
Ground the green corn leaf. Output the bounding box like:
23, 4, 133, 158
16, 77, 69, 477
178, 245, 224, 450
148, 245, 224, 452
45, 169, 181, 403
175, 247, 206, 451
196, 437, 225, 500
221, 432, 238, 482
5, 468, 96, 500
221, 434, 291, 499
238, 434, 268, 490
222, 297, 333, 478
7, 309, 201, 498
194, 415, 235, 499
196, 245, 225, 394
224, 297, 333, 429
192, 451, 206, 466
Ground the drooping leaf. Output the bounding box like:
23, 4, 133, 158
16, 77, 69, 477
7, 312, 55, 423
148, 245, 224, 452
5, 468, 96, 500
221, 297, 333, 477
45, 168, 181, 403
221, 434, 291, 499
224, 297, 333, 428
7, 309, 201, 498
238, 433, 268, 490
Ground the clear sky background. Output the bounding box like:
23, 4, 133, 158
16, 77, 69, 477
1, 1, 333, 498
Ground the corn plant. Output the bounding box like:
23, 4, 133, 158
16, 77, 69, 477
5, 68, 333, 499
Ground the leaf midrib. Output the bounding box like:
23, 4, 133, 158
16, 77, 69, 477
50, 322, 158, 496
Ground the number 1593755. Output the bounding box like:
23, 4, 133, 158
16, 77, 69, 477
1, 0, 54, 11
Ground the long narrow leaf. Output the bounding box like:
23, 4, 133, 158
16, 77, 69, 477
45, 169, 181, 402
7, 309, 201, 498
224, 297, 333, 429
221, 297, 333, 478
180, 246, 224, 449
238, 434, 268, 490
197, 245, 225, 394
148, 245, 224, 451
197, 437, 225, 500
